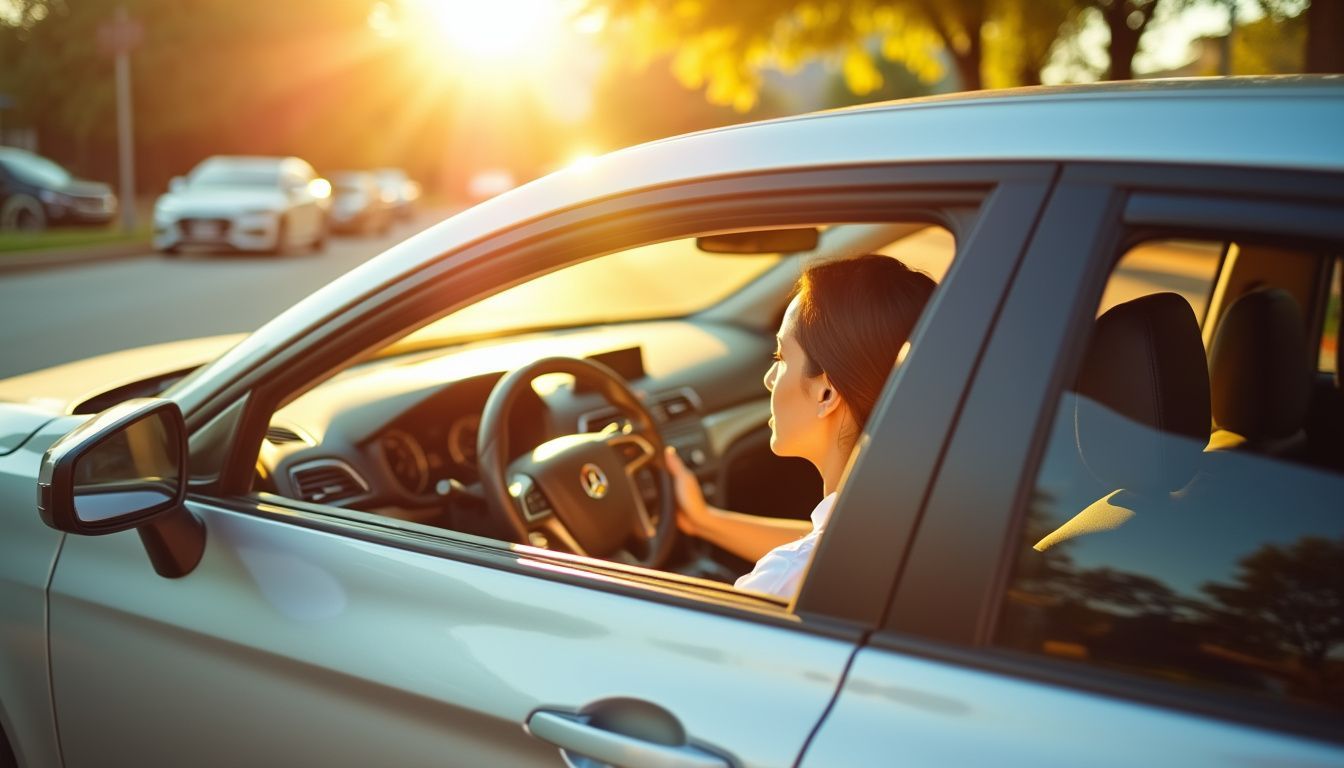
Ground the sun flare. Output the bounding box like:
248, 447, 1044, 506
416, 0, 558, 60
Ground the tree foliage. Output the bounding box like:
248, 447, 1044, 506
0, 0, 473, 193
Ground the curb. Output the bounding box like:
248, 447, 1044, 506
0, 240, 151, 276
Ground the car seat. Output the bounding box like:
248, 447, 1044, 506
1205, 288, 1312, 459
1035, 292, 1211, 551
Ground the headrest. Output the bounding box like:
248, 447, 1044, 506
1208, 288, 1311, 441
1075, 293, 1210, 495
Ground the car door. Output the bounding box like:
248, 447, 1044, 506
802, 163, 1344, 764
43, 162, 1053, 767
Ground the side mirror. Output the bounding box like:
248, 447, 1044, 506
38, 398, 205, 578
169, 176, 187, 194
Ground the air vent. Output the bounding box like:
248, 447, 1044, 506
577, 388, 701, 431
266, 425, 307, 444
290, 461, 367, 504
654, 392, 698, 421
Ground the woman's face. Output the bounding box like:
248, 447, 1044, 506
764, 295, 831, 460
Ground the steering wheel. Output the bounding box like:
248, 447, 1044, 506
477, 357, 677, 568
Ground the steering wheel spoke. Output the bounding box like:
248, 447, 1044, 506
478, 356, 679, 568
507, 473, 555, 523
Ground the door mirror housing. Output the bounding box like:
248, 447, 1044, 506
38, 398, 205, 578
169, 176, 187, 194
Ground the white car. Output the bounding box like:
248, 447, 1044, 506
373, 166, 421, 220
153, 155, 330, 254
1, 78, 1342, 767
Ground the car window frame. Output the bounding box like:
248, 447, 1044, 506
874, 160, 1344, 743
170, 161, 1057, 631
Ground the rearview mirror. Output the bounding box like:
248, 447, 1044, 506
696, 228, 819, 254
169, 176, 187, 193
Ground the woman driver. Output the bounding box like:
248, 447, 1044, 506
665, 254, 936, 599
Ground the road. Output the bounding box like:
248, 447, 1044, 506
0, 211, 450, 379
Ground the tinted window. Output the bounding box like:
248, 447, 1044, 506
190, 163, 281, 188
0, 149, 72, 187
996, 241, 1344, 718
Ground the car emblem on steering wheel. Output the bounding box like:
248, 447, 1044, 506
579, 463, 608, 499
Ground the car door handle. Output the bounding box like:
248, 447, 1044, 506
526, 706, 731, 768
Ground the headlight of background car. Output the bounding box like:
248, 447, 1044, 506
38, 189, 75, 206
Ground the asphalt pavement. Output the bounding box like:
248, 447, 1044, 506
0, 209, 453, 379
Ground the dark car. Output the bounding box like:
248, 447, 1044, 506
0, 147, 117, 231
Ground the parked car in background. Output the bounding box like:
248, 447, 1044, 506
0, 78, 1341, 768
0, 147, 117, 231
326, 170, 393, 236
152, 155, 330, 254
373, 166, 420, 220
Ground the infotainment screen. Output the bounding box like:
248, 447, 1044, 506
581, 346, 645, 389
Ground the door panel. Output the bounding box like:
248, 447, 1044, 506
802, 649, 1344, 767
49, 499, 855, 767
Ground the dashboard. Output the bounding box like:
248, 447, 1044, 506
257, 318, 783, 537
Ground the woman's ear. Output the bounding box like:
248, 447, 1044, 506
815, 375, 843, 418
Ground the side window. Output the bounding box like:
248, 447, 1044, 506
995, 239, 1344, 719
256, 219, 955, 598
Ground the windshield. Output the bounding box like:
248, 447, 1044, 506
189, 164, 281, 188
0, 150, 72, 187
399, 237, 782, 348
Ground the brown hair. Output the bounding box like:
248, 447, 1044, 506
793, 254, 936, 444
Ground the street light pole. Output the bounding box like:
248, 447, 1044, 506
113, 6, 137, 232
1221, 0, 1236, 76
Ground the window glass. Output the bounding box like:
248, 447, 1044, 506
259, 220, 954, 602
1099, 239, 1221, 323
996, 241, 1344, 718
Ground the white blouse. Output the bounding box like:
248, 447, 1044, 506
734, 493, 837, 599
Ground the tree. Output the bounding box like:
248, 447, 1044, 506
588, 0, 1036, 110
1259, 0, 1343, 73
1202, 535, 1344, 672
0, 0, 477, 193
1093, 0, 1165, 80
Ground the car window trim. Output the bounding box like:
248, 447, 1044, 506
889, 161, 1344, 646
176, 162, 1058, 628
884, 161, 1344, 739
794, 171, 1058, 625
193, 492, 869, 642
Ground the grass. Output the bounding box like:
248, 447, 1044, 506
0, 225, 151, 254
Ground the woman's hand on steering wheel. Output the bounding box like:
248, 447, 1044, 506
665, 446, 713, 538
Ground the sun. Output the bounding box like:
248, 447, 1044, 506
414, 0, 559, 60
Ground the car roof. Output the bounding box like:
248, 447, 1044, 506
175, 77, 1344, 409
660, 75, 1344, 171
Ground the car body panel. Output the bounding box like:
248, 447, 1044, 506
0, 404, 56, 454
48, 497, 854, 768
0, 334, 244, 415
802, 650, 1344, 767
0, 417, 84, 768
